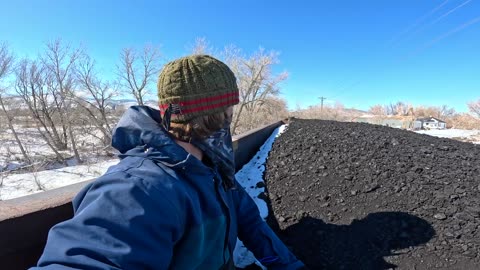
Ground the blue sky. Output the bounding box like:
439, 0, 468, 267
1, 0, 479, 112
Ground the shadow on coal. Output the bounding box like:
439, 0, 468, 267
279, 212, 435, 270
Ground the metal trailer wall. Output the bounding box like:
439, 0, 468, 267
0, 120, 285, 270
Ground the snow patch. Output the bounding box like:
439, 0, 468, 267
233, 124, 288, 269
415, 129, 480, 139
0, 159, 119, 201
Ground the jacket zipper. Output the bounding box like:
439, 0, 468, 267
214, 175, 231, 267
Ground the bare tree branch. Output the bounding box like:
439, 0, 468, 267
468, 99, 480, 118
369, 104, 386, 115
42, 39, 83, 163
15, 59, 68, 161
190, 37, 214, 55
75, 54, 116, 146
117, 45, 161, 105
0, 96, 32, 163
223, 46, 288, 134
0, 43, 31, 164
0, 42, 14, 79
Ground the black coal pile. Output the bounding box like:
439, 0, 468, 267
264, 119, 480, 270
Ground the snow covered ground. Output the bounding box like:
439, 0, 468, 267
0, 124, 118, 200
1, 124, 287, 203
0, 124, 112, 171
0, 126, 56, 171
415, 129, 480, 144
415, 129, 480, 138
0, 159, 119, 200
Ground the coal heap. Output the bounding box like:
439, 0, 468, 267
264, 119, 480, 270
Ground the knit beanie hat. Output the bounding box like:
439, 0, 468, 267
157, 55, 239, 123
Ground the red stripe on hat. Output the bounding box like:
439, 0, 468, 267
161, 97, 239, 115
159, 92, 238, 109
180, 98, 239, 114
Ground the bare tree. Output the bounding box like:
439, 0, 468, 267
386, 101, 411, 116
468, 99, 480, 118
386, 103, 396, 115
233, 96, 289, 134
0, 43, 13, 78
190, 37, 214, 55
438, 104, 456, 119
413, 105, 456, 121
15, 59, 66, 153
0, 97, 31, 163
369, 104, 386, 115
32, 164, 46, 191
117, 45, 161, 105
223, 46, 288, 134
75, 54, 116, 146
42, 39, 83, 163
0, 43, 31, 163
451, 112, 480, 129
330, 101, 345, 120
15, 41, 83, 163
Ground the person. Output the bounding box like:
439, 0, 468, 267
31, 55, 306, 270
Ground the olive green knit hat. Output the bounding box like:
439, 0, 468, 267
157, 54, 239, 123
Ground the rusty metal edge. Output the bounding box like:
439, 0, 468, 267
0, 179, 93, 221
232, 119, 288, 142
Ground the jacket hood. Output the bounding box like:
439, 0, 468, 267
112, 106, 191, 166
111, 106, 236, 188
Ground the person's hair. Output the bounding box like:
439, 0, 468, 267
169, 110, 232, 142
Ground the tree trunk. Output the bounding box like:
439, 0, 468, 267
231, 102, 246, 135
36, 124, 65, 163
43, 110, 68, 150
137, 90, 144, 106
62, 97, 82, 164
0, 96, 31, 164
67, 121, 82, 164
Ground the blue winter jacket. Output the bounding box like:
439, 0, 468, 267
31, 106, 304, 270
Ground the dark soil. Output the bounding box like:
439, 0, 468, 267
263, 119, 480, 270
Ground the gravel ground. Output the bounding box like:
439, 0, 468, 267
263, 119, 480, 270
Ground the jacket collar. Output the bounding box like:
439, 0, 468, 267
112, 106, 241, 184
112, 106, 212, 174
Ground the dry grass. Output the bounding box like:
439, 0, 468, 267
291, 103, 365, 122
232, 97, 289, 135
448, 113, 480, 130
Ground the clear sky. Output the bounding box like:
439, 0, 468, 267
1, 0, 479, 112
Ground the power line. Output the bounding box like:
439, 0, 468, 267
325, 2, 461, 105
389, 0, 450, 47
403, 0, 473, 42
405, 15, 480, 59
429, 0, 473, 26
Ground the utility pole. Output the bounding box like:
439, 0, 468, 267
319, 96, 327, 112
